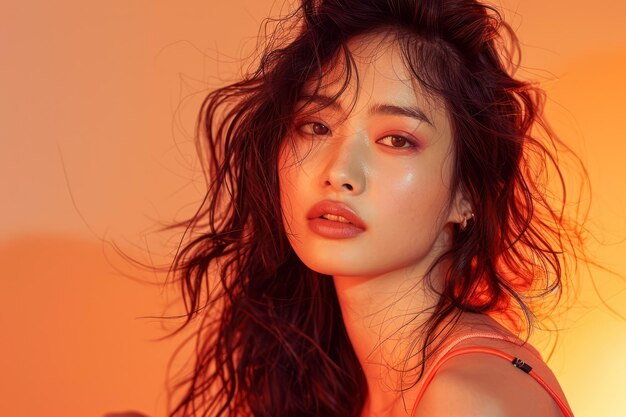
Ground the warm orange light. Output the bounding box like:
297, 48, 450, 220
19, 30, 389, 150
1, 1, 624, 416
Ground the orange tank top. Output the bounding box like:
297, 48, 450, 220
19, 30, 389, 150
409, 332, 575, 417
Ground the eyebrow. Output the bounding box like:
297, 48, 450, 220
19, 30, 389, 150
297, 94, 433, 126
368, 103, 433, 126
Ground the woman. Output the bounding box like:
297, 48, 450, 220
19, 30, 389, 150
166, 0, 580, 416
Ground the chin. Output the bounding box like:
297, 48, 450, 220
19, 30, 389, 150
297, 255, 390, 278
295, 253, 359, 276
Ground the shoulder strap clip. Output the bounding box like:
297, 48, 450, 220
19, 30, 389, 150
512, 357, 533, 373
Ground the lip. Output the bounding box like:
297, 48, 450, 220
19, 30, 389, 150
306, 200, 366, 238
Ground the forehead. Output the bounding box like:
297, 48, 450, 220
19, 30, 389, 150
303, 31, 412, 93
300, 31, 447, 124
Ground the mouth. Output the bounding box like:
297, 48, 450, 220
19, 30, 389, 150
319, 213, 352, 224
306, 200, 367, 231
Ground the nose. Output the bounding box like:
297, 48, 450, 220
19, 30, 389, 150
321, 132, 367, 194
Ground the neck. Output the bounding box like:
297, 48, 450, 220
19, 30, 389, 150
333, 263, 447, 417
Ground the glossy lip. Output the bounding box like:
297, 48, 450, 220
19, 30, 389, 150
306, 200, 367, 230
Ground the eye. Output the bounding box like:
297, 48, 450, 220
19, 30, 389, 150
297, 122, 331, 136
377, 135, 415, 149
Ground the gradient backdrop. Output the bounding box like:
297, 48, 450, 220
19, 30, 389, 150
1, 1, 625, 416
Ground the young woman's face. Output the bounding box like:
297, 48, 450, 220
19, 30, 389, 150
278, 32, 467, 279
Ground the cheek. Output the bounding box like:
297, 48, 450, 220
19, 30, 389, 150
277, 146, 305, 234
277, 138, 319, 197
278, 174, 294, 232
382, 157, 447, 194
376, 161, 452, 225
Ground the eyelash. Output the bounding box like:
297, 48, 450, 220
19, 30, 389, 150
297, 121, 331, 136
377, 135, 416, 149
297, 121, 417, 149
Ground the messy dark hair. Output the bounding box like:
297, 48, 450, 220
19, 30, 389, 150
165, 0, 585, 416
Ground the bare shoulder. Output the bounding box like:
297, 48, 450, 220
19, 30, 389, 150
412, 351, 565, 417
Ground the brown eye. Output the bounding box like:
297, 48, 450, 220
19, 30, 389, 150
297, 121, 331, 137
390, 136, 407, 147
311, 123, 329, 135
377, 135, 415, 149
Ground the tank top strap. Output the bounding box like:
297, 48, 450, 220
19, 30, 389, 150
409, 332, 574, 417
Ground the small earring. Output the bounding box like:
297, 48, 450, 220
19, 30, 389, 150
460, 212, 474, 231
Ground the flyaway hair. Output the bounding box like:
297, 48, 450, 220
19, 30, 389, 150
164, 1, 587, 416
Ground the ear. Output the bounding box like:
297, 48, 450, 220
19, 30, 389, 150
447, 186, 473, 226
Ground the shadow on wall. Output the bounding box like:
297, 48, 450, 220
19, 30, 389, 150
0, 234, 187, 417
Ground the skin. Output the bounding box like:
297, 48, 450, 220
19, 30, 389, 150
279, 31, 469, 416
279, 34, 467, 281
278, 31, 570, 417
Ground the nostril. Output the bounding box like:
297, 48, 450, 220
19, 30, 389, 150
324, 180, 357, 192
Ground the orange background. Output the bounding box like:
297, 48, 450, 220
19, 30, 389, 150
1, 1, 625, 416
